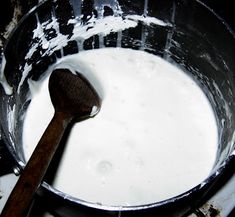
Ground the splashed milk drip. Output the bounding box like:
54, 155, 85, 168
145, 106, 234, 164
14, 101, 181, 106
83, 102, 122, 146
23, 48, 218, 206
0, 55, 13, 95
16, 15, 149, 93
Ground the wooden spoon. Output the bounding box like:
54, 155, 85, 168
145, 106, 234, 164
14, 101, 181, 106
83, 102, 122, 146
1, 68, 101, 217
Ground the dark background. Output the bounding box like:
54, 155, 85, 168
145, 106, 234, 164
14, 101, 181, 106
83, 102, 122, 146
202, 0, 234, 30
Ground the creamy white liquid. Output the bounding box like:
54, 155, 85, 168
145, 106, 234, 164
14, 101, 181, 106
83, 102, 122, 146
23, 48, 218, 206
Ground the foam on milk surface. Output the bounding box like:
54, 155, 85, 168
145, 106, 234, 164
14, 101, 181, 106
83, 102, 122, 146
23, 48, 218, 206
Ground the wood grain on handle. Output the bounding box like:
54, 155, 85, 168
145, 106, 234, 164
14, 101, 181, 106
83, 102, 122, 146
1, 112, 72, 217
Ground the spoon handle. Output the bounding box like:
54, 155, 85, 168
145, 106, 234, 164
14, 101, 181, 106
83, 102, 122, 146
1, 112, 72, 217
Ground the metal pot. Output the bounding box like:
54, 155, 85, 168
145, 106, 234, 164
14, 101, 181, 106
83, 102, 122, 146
1, 0, 235, 216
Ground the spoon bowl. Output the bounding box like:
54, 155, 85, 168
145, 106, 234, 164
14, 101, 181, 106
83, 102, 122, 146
50, 69, 101, 119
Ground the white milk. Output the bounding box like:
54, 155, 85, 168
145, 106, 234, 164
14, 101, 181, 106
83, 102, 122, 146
23, 48, 218, 206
